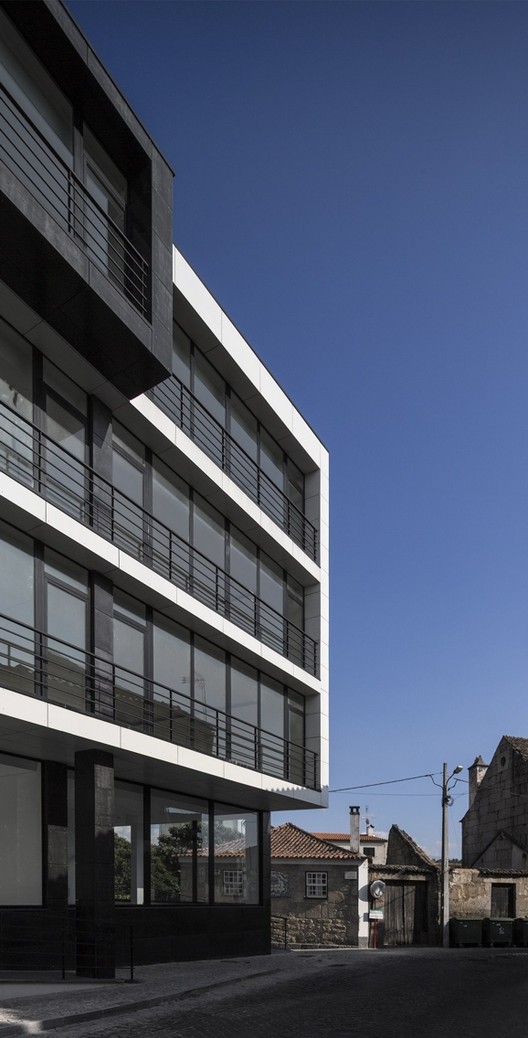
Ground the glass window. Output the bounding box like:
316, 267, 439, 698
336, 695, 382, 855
0, 523, 34, 696
229, 529, 257, 633
260, 555, 284, 614
150, 790, 209, 904
113, 592, 146, 727
152, 459, 190, 585
193, 352, 226, 428
0, 324, 34, 487
44, 549, 88, 712
287, 575, 304, 630
230, 396, 258, 461
113, 424, 145, 559
172, 324, 191, 387
194, 637, 226, 714
0, 9, 73, 163
287, 458, 304, 512
43, 362, 87, 520
114, 781, 144, 905
214, 805, 259, 904
230, 660, 258, 768
305, 871, 328, 898
260, 676, 285, 779
153, 613, 192, 746
84, 126, 127, 288
193, 496, 225, 570
0, 753, 42, 904
260, 429, 284, 490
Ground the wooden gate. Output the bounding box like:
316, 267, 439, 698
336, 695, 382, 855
382, 881, 428, 946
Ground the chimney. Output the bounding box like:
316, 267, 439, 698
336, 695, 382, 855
349, 805, 360, 855
468, 756, 488, 806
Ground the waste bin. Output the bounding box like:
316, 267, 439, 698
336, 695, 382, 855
482, 917, 513, 947
513, 918, 528, 947
449, 918, 482, 947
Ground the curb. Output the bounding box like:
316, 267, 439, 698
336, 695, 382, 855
0, 967, 281, 1036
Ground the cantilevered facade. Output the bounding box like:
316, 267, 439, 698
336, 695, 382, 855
0, 0, 328, 974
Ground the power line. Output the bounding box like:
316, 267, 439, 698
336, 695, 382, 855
329, 771, 440, 793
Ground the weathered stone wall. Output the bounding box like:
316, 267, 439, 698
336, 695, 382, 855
450, 868, 528, 918
270, 860, 359, 947
462, 737, 528, 867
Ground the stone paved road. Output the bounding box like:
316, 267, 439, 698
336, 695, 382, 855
42, 949, 528, 1038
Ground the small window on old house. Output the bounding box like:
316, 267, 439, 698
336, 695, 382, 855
363, 847, 376, 858
305, 871, 328, 898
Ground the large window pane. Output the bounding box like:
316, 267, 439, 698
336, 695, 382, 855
114, 781, 144, 905
0, 524, 34, 695
194, 637, 226, 757
260, 676, 285, 779
194, 352, 225, 428
44, 550, 88, 712
150, 790, 208, 904
0, 323, 33, 489
214, 805, 259, 905
172, 324, 191, 388
152, 459, 190, 586
229, 530, 257, 634
230, 660, 258, 768
113, 592, 146, 727
260, 429, 283, 489
0, 754, 41, 904
113, 424, 145, 559
153, 613, 192, 746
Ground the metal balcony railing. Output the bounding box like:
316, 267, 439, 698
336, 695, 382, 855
0, 613, 319, 790
147, 377, 319, 563
0, 402, 318, 676
0, 82, 149, 318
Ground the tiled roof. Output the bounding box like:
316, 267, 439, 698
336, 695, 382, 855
271, 823, 363, 860
504, 736, 528, 762
312, 832, 387, 844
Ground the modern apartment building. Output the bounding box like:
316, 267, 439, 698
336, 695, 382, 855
0, 0, 329, 975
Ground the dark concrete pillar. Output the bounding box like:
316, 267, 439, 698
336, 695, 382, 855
75, 749, 115, 978
42, 761, 68, 908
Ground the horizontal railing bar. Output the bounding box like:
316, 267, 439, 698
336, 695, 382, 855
0, 613, 318, 789
0, 83, 149, 317
0, 403, 318, 676
148, 377, 318, 562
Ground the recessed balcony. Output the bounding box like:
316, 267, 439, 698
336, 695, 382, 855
0, 401, 319, 677
0, 612, 319, 790
0, 81, 171, 398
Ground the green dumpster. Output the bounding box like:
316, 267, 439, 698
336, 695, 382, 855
449, 918, 482, 947
513, 918, 528, 947
483, 917, 513, 947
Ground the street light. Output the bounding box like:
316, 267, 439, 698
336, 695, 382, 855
440, 763, 463, 948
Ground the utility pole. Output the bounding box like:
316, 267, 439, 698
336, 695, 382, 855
440, 762, 463, 948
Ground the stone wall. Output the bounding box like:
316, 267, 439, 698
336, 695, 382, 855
450, 868, 528, 918
462, 737, 528, 867
270, 860, 360, 947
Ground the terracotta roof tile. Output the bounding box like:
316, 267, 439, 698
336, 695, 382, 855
271, 823, 363, 860
312, 832, 387, 843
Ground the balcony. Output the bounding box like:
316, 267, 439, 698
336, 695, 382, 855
0, 82, 170, 397
0, 613, 319, 790
0, 402, 319, 677
148, 377, 319, 563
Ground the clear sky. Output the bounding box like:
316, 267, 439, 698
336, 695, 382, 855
67, 0, 528, 857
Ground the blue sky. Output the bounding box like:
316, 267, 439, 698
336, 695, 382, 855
68, 0, 528, 856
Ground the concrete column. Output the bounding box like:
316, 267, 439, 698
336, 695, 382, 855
75, 749, 115, 978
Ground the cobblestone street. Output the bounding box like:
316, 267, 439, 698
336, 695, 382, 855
10, 948, 528, 1038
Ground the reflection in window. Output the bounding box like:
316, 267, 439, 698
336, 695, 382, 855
0, 753, 41, 904
114, 781, 144, 904
214, 805, 259, 904
150, 790, 208, 904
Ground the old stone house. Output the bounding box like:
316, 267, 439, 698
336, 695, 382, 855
369, 826, 440, 946
462, 736, 528, 869
270, 823, 369, 948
